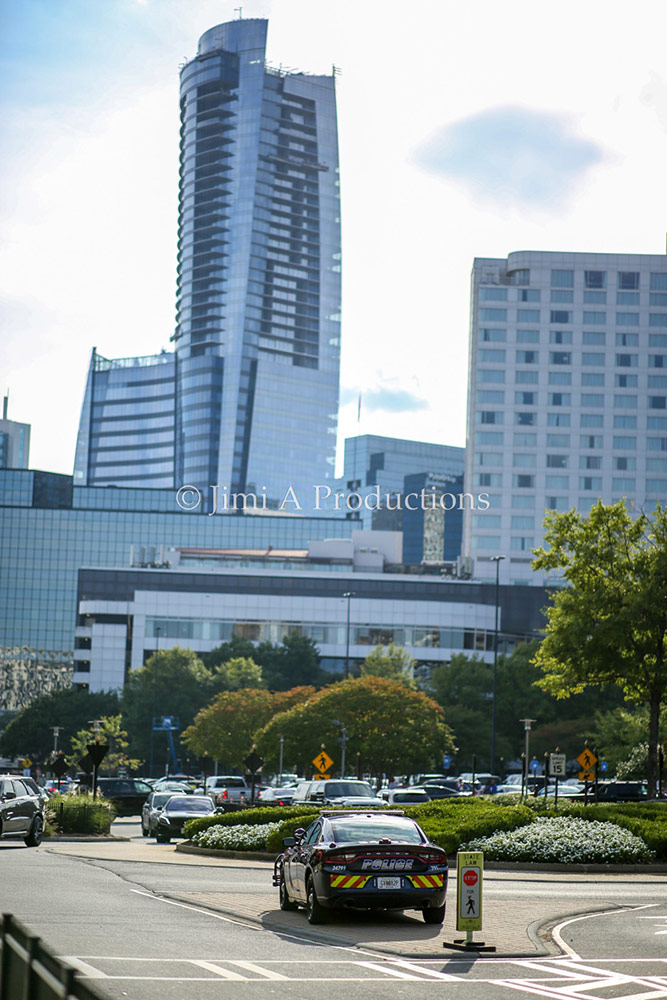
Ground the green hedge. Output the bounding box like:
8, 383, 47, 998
46, 792, 114, 835
183, 798, 665, 862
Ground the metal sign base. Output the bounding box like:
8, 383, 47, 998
444, 931, 496, 952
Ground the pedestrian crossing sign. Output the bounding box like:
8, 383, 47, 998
456, 851, 483, 932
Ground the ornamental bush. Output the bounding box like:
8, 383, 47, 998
405, 800, 535, 855
463, 816, 655, 864
183, 805, 320, 841
192, 822, 281, 851
46, 792, 114, 835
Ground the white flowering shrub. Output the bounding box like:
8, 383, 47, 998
192, 822, 280, 851
463, 816, 655, 864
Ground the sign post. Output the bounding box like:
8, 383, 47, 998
443, 851, 495, 952
576, 746, 598, 806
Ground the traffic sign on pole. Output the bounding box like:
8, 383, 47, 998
312, 750, 334, 774
576, 748, 597, 771
548, 753, 567, 777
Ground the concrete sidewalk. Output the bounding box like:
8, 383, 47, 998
44, 837, 656, 959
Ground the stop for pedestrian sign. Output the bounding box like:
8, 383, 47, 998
457, 852, 483, 932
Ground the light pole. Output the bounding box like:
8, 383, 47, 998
279, 734, 284, 785
520, 718, 535, 799
343, 592, 355, 679
333, 719, 348, 777
150, 626, 161, 778
489, 554, 505, 772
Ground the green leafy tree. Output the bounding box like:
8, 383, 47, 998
200, 636, 257, 671
68, 715, 140, 775
255, 676, 453, 778
361, 644, 417, 688
201, 633, 328, 691
120, 646, 213, 767
212, 657, 264, 692
590, 706, 651, 775
532, 500, 667, 797
181, 686, 315, 769
0, 688, 119, 761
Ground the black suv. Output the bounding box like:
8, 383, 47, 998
0, 776, 45, 846
95, 778, 153, 816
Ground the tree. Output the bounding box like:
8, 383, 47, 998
181, 686, 315, 769
68, 715, 140, 775
212, 657, 264, 692
0, 688, 120, 761
120, 646, 212, 767
202, 633, 328, 691
361, 644, 417, 688
532, 500, 667, 797
255, 676, 454, 778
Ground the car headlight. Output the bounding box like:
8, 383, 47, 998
158, 816, 169, 825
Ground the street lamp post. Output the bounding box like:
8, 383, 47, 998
520, 718, 535, 799
279, 735, 284, 785
489, 555, 505, 772
150, 626, 161, 778
343, 592, 355, 680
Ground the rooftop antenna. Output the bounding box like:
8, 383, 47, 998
234, 6, 243, 17
3, 390, 8, 420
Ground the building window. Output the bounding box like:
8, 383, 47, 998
480, 287, 508, 301
549, 372, 571, 385
548, 393, 571, 406
545, 475, 569, 489
478, 390, 505, 403
517, 309, 541, 323
583, 332, 606, 345
547, 412, 570, 426
580, 455, 602, 469
582, 352, 605, 365
649, 355, 666, 368
510, 536, 534, 551
614, 415, 637, 429
513, 453, 536, 468
515, 392, 536, 405
479, 349, 506, 362
616, 313, 639, 326
649, 376, 667, 389
585, 270, 606, 289
584, 291, 606, 304
615, 374, 637, 387
516, 329, 540, 343
513, 474, 535, 488
582, 373, 605, 386
613, 435, 636, 448
518, 289, 540, 302
476, 431, 504, 445
650, 314, 667, 327
478, 369, 505, 383
476, 452, 503, 466
551, 269, 574, 288
581, 434, 603, 448
516, 350, 538, 364
546, 433, 570, 447
508, 268, 530, 285
550, 310, 572, 324
581, 394, 604, 407
479, 308, 507, 322
650, 273, 667, 291
513, 432, 536, 446
546, 496, 569, 511
516, 370, 539, 384
550, 330, 573, 344
479, 411, 503, 424
546, 455, 568, 468
475, 473, 502, 487
618, 271, 640, 290
580, 476, 602, 490
481, 328, 507, 342
580, 413, 604, 427
551, 289, 574, 303
613, 456, 636, 471
617, 291, 639, 305
615, 353, 638, 367
616, 332, 638, 346
613, 395, 638, 408
584, 311, 606, 325
647, 437, 667, 451
550, 351, 571, 365
650, 396, 667, 409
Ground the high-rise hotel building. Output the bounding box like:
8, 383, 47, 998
75, 18, 341, 506
463, 250, 667, 584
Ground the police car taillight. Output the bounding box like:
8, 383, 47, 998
324, 852, 356, 864
418, 851, 446, 863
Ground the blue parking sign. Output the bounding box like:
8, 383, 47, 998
600, 760, 607, 772
443, 755, 451, 770
530, 759, 539, 772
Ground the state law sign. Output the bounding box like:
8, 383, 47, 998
456, 851, 483, 932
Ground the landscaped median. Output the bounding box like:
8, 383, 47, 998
181, 798, 667, 865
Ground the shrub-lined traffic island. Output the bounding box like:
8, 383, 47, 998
181, 798, 667, 865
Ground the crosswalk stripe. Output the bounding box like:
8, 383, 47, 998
358, 961, 423, 980
228, 961, 288, 980
190, 960, 247, 980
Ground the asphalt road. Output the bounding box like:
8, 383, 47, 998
1, 819, 665, 1000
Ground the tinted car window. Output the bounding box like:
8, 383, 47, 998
323, 781, 374, 797
165, 797, 214, 812
150, 793, 174, 809
329, 817, 424, 844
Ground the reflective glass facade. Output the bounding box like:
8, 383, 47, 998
74, 18, 341, 507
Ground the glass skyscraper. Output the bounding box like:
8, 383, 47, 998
75, 18, 341, 506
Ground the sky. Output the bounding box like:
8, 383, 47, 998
1, 0, 667, 477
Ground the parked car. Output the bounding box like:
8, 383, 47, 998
0, 775, 45, 846
96, 778, 153, 816
421, 777, 472, 794
291, 780, 384, 808
141, 791, 179, 837
154, 795, 216, 842
258, 786, 297, 806
205, 775, 254, 808
274, 810, 448, 925
378, 788, 431, 805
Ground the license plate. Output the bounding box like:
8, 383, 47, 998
377, 877, 401, 890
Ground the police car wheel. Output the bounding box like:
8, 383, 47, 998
306, 880, 326, 924
422, 904, 445, 925
279, 873, 298, 911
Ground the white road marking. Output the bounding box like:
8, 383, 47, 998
60, 957, 109, 978
190, 960, 248, 980
228, 960, 288, 980
390, 959, 461, 980
356, 962, 423, 980
551, 903, 658, 959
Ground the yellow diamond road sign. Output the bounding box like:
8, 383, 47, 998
313, 750, 334, 773
576, 748, 597, 771
579, 769, 595, 782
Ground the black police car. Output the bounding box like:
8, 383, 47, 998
273, 810, 447, 925
0, 775, 45, 847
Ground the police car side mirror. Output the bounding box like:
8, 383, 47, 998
283, 837, 296, 847
293, 828, 306, 842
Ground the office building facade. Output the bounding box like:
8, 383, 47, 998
0, 395, 30, 470
464, 250, 667, 583
75, 18, 341, 507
